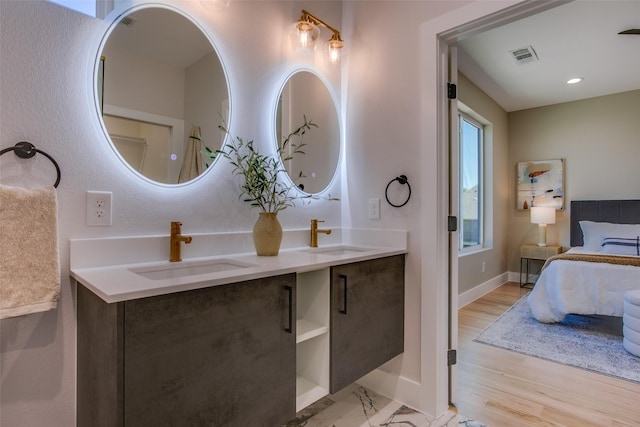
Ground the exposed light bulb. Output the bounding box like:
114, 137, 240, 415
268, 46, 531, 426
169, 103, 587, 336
325, 38, 343, 66
328, 45, 341, 65
567, 77, 583, 84
291, 21, 318, 53
300, 30, 311, 48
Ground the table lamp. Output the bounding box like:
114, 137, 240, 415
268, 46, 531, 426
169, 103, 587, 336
531, 206, 556, 246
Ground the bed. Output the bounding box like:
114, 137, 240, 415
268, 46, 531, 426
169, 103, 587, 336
527, 200, 640, 323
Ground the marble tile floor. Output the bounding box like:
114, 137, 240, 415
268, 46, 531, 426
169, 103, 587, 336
285, 385, 488, 427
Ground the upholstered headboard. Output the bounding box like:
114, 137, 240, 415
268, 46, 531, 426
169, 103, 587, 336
570, 200, 640, 247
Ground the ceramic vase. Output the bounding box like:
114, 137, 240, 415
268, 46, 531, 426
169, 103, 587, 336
252, 212, 283, 256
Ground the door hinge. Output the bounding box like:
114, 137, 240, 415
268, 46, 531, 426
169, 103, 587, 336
447, 83, 457, 99
447, 216, 457, 232
447, 349, 457, 366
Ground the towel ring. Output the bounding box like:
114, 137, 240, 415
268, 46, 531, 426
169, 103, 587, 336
0, 142, 61, 188
385, 174, 411, 208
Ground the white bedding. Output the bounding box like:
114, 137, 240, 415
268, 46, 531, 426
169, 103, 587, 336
527, 247, 640, 323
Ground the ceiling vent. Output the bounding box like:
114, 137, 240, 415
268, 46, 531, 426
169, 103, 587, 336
509, 45, 539, 65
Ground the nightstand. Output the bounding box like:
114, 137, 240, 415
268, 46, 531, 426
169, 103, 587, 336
520, 244, 563, 288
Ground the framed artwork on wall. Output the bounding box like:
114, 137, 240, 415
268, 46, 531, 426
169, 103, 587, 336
516, 159, 564, 210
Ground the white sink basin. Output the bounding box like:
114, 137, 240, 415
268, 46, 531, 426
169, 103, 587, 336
303, 246, 373, 256
130, 259, 256, 280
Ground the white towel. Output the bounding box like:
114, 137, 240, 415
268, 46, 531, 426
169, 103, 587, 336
0, 184, 60, 319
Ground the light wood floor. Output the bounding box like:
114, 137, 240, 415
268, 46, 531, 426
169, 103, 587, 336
453, 282, 640, 427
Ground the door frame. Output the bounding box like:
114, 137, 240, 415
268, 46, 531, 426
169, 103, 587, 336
447, 45, 460, 404
421, 0, 571, 414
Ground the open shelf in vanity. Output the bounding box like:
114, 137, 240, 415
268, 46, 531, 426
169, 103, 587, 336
296, 269, 330, 411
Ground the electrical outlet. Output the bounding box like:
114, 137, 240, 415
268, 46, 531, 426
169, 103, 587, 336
482, 262, 486, 273
368, 198, 380, 220
86, 191, 112, 226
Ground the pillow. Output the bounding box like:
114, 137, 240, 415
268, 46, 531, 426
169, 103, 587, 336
579, 221, 640, 252
601, 236, 640, 256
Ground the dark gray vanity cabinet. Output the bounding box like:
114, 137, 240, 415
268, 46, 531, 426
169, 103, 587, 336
329, 254, 405, 393
77, 274, 297, 427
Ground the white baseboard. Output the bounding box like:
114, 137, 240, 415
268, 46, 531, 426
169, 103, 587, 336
458, 272, 509, 308
507, 270, 539, 285
356, 369, 427, 417
507, 270, 519, 283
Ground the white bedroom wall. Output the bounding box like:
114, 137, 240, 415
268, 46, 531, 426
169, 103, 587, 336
507, 89, 640, 272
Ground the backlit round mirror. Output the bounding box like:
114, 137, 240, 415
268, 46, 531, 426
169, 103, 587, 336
276, 70, 340, 195
97, 6, 229, 185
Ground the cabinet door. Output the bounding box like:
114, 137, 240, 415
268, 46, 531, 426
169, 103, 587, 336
123, 274, 296, 427
77, 284, 124, 427
330, 255, 405, 393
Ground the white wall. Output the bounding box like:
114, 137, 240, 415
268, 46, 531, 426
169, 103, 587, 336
0, 1, 343, 425
103, 44, 186, 119
342, 1, 473, 413
184, 51, 228, 154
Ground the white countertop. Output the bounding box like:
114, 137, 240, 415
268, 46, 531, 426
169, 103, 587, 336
70, 228, 407, 303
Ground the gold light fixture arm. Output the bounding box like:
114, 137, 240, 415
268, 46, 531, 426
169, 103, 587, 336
299, 9, 343, 46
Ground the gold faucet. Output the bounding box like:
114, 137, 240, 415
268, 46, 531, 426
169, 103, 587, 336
310, 219, 331, 247
170, 221, 192, 262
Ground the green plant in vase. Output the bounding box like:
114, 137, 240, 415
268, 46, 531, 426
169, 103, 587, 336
207, 116, 318, 255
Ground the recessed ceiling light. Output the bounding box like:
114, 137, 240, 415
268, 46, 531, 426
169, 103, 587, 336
567, 77, 583, 85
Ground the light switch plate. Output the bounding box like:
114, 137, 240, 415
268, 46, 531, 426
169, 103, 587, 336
368, 198, 380, 220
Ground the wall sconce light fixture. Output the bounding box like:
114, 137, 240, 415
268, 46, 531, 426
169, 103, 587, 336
291, 9, 344, 65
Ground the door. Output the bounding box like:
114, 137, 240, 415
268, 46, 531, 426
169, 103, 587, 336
329, 255, 405, 394
123, 274, 297, 426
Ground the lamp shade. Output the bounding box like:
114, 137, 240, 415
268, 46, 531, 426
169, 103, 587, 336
530, 206, 556, 225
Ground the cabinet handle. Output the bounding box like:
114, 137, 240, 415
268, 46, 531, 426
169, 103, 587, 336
339, 274, 348, 315
284, 285, 293, 333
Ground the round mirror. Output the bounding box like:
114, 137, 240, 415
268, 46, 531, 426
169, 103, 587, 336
97, 6, 229, 185
276, 70, 340, 195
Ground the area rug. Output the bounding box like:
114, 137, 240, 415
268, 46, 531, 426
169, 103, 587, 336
474, 295, 640, 383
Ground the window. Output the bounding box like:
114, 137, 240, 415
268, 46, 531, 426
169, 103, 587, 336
48, 0, 96, 17
459, 113, 483, 251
